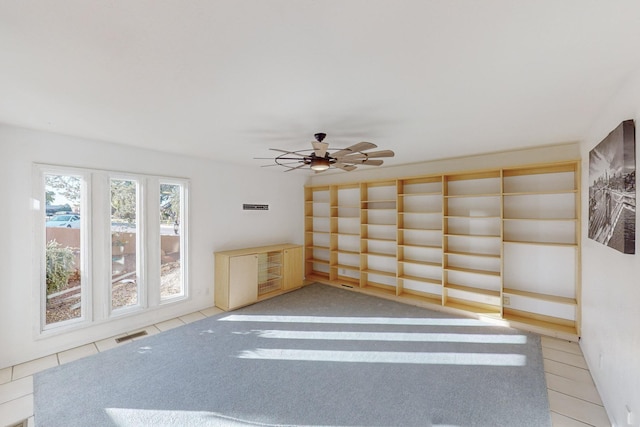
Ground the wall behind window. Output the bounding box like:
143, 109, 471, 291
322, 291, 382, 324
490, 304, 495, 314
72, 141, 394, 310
0, 124, 305, 368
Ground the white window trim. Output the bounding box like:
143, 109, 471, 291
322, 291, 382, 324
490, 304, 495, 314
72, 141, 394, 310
159, 178, 189, 304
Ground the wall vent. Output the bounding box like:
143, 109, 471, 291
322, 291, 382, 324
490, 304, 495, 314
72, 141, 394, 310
115, 330, 148, 343
243, 204, 269, 210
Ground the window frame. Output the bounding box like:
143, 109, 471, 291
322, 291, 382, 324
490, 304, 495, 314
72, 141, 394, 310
34, 164, 190, 337
159, 179, 189, 304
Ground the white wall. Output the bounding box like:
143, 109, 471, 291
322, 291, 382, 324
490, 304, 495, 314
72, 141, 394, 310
308, 143, 580, 186
580, 75, 640, 426
0, 124, 305, 369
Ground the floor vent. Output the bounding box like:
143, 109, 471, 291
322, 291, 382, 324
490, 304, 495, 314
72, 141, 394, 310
115, 330, 148, 343
341, 284, 354, 288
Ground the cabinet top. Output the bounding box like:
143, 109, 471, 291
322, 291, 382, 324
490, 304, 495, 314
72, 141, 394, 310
215, 243, 300, 257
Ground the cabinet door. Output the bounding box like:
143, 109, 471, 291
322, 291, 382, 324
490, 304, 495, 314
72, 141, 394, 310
283, 247, 303, 290
228, 254, 258, 309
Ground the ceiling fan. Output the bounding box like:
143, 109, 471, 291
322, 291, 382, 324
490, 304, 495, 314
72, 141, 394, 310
255, 133, 395, 172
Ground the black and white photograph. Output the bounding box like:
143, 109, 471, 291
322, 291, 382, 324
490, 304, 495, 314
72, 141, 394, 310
588, 120, 636, 254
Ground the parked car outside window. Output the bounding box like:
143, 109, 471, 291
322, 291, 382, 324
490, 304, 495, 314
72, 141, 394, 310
46, 214, 80, 228
46, 204, 72, 216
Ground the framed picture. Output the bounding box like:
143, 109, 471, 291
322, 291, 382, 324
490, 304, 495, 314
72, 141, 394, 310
588, 120, 636, 254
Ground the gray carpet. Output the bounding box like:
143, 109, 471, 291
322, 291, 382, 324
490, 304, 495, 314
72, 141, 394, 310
34, 283, 551, 426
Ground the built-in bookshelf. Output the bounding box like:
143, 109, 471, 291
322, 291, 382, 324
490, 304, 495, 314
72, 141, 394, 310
304, 160, 581, 340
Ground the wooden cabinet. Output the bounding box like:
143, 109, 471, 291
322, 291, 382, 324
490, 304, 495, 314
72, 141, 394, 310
283, 246, 303, 290
215, 243, 303, 311
304, 160, 581, 341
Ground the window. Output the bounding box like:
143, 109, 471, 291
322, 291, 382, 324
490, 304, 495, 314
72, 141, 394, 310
37, 165, 189, 333
43, 172, 87, 327
160, 182, 185, 301
111, 178, 141, 312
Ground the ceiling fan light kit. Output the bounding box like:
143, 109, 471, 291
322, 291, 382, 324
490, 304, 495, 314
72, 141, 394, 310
256, 133, 395, 172
310, 157, 331, 171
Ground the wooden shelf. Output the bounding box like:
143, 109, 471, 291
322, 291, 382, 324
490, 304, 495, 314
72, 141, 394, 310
503, 240, 577, 247
362, 237, 396, 242
503, 288, 577, 305
362, 268, 396, 277
399, 259, 441, 267
445, 233, 501, 239
444, 266, 500, 277
336, 249, 359, 255
398, 227, 442, 232
444, 282, 500, 297
503, 189, 577, 196
445, 250, 500, 259
444, 300, 501, 317
445, 215, 501, 219
363, 251, 396, 258
306, 245, 330, 250
503, 217, 576, 222
398, 243, 442, 250
444, 193, 501, 199
400, 211, 442, 215
503, 309, 577, 338
398, 192, 442, 196
362, 199, 396, 203
334, 263, 361, 272
307, 258, 330, 265
399, 274, 441, 285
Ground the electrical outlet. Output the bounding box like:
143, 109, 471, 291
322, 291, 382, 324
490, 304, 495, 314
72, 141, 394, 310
503, 296, 510, 306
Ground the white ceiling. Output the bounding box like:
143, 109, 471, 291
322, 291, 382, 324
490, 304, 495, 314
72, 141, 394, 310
2, 1, 640, 170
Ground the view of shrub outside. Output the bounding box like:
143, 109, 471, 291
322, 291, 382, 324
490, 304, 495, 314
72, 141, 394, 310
45, 174, 82, 325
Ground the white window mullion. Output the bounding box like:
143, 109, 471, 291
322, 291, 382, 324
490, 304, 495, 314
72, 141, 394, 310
146, 177, 162, 307
136, 178, 147, 309
91, 173, 110, 322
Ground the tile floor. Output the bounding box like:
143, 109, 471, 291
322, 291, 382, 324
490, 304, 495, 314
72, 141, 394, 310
1, 308, 610, 427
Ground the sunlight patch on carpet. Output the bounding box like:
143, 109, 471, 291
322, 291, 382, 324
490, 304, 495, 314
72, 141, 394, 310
237, 348, 527, 366
252, 329, 528, 344
220, 314, 495, 326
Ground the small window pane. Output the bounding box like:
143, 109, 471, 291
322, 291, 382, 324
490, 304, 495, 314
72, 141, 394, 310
160, 183, 183, 299
44, 174, 82, 325
111, 179, 139, 310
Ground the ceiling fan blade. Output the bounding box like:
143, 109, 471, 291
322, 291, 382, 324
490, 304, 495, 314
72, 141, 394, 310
343, 158, 384, 166
360, 150, 395, 159
312, 141, 329, 157
261, 160, 302, 167
336, 153, 367, 161
334, 163, 357, 172
254, 157, 302, 160
332, 142, 377, 158
269, 148, 306, 157
284, 163, 307, 172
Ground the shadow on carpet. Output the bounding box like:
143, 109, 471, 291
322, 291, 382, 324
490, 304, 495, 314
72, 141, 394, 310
34, 283, 551, 426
